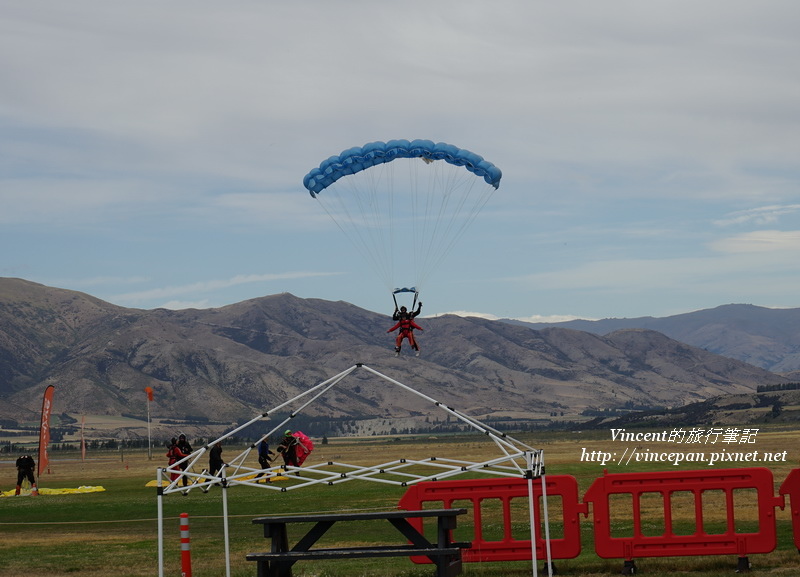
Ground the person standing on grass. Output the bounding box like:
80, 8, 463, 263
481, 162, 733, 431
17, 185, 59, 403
208, 442, 224, 476
176, 434, 193, 487
254, 438, 275, 482
166, 438, 187, 482
277, 430, 300, 467
15, 454, 37, 496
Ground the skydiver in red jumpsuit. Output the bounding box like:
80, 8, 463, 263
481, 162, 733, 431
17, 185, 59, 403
388, 305, 423, 356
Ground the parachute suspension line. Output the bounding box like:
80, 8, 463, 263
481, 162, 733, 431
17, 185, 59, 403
419, 160, 455, 289
353, 165, 394, 287
419, 158, 449, 290
412, 160, 495, 290
425, 186, 494, 287
408, 158, 454, 291
363, 161, 399, 291
349, 164, 388, 287
408, 158, 419, 289
314, 168, 394, 290
305, 141, 502, 297
409, 159, 437, 292
386, 161, 398, 293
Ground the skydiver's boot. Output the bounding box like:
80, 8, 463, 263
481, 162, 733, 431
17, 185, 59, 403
14, 484, 21, 496
395, 346, 401, 357
31, 484, 38, 496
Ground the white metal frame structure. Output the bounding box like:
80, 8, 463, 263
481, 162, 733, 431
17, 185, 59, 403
156, 363, 552, 577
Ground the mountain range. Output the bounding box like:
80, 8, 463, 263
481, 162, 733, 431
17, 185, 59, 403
506, 304, 800, 373
0, 278, 794, 437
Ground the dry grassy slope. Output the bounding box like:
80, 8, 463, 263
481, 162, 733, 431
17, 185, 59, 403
514, 303, 800, 372
0, 278, 790, 429
587, 387, 800, 430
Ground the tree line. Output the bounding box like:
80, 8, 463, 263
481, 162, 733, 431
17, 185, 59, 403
756, 382, 800, 392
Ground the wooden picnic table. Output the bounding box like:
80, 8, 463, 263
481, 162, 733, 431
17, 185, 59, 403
247, 508, 470, 577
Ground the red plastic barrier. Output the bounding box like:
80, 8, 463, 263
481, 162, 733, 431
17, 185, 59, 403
398, 475, 587, 562
778, 468, 800, 550
583, 467, 784, 563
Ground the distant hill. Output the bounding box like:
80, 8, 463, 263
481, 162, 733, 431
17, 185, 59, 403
583, 385, 800, 430
0, 278, 790, 438
505, 304, 800, 373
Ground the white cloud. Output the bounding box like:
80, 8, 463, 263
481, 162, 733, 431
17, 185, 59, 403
509, 245, 800, 295
513, 314, 589, 323
196, 191, 333, 231
432, 311, 501, 321
713, 205, 800, 227
158, 299, 212, 310
0, 175, 198, 226
436, 311, 586, 323
710, 230, 800, 253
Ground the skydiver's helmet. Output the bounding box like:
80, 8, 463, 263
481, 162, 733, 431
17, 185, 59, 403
170, 437, 177, 445
178, 434, 186, 441
284, 430, 292, 437
400, 306, 407, 312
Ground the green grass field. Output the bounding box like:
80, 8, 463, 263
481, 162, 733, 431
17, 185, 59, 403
1, 430, 799, 576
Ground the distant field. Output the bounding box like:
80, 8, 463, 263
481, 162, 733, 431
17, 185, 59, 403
0, 413, 222, 451
1, 428, 799, 576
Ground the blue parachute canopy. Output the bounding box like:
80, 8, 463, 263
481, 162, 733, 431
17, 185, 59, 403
303, 139, 502, 196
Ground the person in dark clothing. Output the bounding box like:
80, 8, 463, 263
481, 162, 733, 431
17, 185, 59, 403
208, 442, 224, 476
15, 454, 37, 496
199, 441, 224, 493
387, 307, 424, 356
253, 438, 275, 483
276, 430, 299, 467
175, 434, 193, 487
177, 434, 193, 487
177, 434, 193, 456
392, 302, 422, 321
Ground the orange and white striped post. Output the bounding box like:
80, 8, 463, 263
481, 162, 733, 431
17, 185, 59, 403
179, 512, 192, 577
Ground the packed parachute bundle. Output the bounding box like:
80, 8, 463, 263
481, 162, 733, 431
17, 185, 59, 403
303, 139, 502, 305
291, 431, 314, 466
277, 430, 314, 467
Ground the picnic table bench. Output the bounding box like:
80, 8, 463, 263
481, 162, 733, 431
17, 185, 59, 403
246, 508, 470, 577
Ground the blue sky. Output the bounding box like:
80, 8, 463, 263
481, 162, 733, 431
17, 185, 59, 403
2, 1, 799, 321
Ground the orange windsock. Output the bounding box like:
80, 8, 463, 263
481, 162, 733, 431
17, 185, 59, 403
145, 386, 154, 402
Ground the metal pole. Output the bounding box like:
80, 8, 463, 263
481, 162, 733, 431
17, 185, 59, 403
540, 452, 553, 577
527, 452, 538, 577
222, 470, 231, 577
157, 468, 164, 577
147, 397, 152, 461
